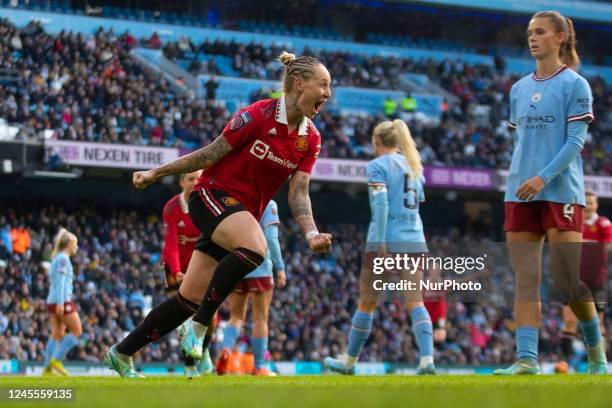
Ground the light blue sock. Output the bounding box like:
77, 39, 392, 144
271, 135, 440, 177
44, 339, 58, 367
410, 306, 433, 358
222, 325, 240, 350
53, 334, 80, 361
252, 337, 268, 369
347, 311, 374, 358
516, 326, 538, 361
579, 315, 602, 347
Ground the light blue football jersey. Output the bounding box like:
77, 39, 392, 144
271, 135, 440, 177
46, 252, 74, 304
505, 65, 594, 206
246, 200, 280, 278
366, 153, 427, 253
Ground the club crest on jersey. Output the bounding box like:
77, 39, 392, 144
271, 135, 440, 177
296, 136, 309, 152
531, 92, 542, 103
230, 111, 252, 131
222, 196, 239, 206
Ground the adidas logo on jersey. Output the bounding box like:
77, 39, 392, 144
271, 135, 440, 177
269, 127, 277, 135
178, 221, 186, 227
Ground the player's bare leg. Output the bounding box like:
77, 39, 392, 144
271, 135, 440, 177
495, 232, 544, 375
548, 229, 607, 374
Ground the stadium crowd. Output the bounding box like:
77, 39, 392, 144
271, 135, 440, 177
1, 19, 611, 174
0, 19, 226, 150
1, 204, 609, 366
164, 37, 611, 174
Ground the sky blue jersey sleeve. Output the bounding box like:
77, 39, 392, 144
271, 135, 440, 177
264, 224, 284, 270
367, 160, 389, 243
418, 174, 426, 203
51, 254, 70, 302
536, 75, 593, 185
508, 84, 518, 129
537, 120, 588, 185
566, 76, 594, 123
261, 200, 280, 227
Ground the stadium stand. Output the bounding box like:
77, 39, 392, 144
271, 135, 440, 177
1, 18, 610, 174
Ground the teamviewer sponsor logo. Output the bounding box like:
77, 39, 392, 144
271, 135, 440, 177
250, 140, 270, 159
249, 139, 297, 169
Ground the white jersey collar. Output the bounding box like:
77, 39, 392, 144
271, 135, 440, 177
585, 212, 598, 226
179, 193, 189, 214
275, 95, 309, 136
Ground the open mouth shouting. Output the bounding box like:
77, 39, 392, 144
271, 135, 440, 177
313, 99, 327, 116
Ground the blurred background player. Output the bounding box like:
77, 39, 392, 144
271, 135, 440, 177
162, 170, 215, 377
496, 11, 607, 375
560, 189, 611, 367
105, 51, 332, 378
325, 119, 435, 375
424, 283, 448, 345
216, 200, 286, 376
43, 228, 82, 376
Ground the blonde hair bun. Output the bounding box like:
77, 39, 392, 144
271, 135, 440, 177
278, 51, 296, 66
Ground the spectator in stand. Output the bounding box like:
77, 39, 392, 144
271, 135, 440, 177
11, 224, 30, 256
205, 76, 219, 101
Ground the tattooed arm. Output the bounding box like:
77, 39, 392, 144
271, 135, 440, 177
133, 136, 233, 189
288, 171, 332, 253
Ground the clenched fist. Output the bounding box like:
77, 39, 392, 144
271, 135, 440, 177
308, 233, 333, 254
133, 170, 157, 190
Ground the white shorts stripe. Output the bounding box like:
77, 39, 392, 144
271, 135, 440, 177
201, 188, 222, 216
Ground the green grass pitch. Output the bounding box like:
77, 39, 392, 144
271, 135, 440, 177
2, 375, 611, 408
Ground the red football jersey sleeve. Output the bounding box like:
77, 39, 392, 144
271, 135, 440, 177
162, 202, 181, 276
222, 108, 259, 149
600, 217, 612, 243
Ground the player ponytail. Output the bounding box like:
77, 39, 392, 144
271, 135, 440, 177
51, 228, 76, 258
372, 119, 423, 179
533, 11, 580, 69
393, 119, 423, 180
278, 51, 322, 94
561, 17, 580, 69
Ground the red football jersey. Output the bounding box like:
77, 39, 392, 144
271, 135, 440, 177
194, 96, 321, 220
580, 214, 611, 287
162, 193, 200, 276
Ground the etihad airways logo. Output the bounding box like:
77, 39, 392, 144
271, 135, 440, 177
517, 115, 556, 130
517, 115, 556, 125
250, 140, 297, 170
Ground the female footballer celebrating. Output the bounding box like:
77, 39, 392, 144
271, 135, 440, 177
495, 11, 607, 375
105, 52, 332, 378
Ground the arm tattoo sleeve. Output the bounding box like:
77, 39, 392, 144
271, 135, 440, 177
153, 136, 233, 178
288, 171, 318, 235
